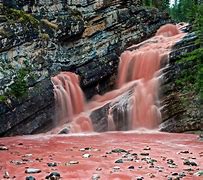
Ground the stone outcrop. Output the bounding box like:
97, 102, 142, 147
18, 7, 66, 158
160, 32, 202, 133
0, 0, 171, 136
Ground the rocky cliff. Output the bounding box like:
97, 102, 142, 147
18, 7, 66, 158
0, 0, 171, 136
160, 31, 202, 133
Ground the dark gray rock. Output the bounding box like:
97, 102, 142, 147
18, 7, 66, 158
183, 159, 198, 166
26, 176, 36, 180
47, 162, 57, 167
0, 0, 171, 136
160, 32, 201, 133
115, 159, 124, 163
45, 172, 60, 180
112, 148, 127, 153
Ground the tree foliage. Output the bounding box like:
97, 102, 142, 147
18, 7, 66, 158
142, 0, 170, 10
170, 0, 203, 108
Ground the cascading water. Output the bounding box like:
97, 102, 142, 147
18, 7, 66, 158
51, 24, 186, 133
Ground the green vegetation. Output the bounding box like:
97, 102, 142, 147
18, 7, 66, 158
0, 56, 35, 103
142, 0, 170, 11
0, 67, 30, 103
0, 5, 39, 26
170, 1, 203, 106
10, 67, 29, 98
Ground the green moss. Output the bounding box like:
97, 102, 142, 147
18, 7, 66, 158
3, 6, 39, 26
175, 47, 202, 95
0, 67, 31, 101
177, 48, 203, 63
0, 95, 7, 103
10, 68, 29, 98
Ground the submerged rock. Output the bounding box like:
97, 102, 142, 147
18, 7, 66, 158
25, 168, 41, 174
115, 159, 124, 163
45, 172, 60, 180
0, 145, 8, 150
194, 171, 203, 176
26, 176, 36, 180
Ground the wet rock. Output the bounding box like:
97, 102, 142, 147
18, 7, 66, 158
140, 152, 149, 156
172, 172, 178, 176
112, 148, 127, 153
115, 159, 123, 163
167, 159, 175, 164
3, 171, 10, 179
143, 146, 151, 151
58, 128, 70, 134
47, 162, 57, 167
178, 172, 186, 177
92, 174, 100, 180
45, 172, 60, 180
183, 168, 194, 171
160, 32, 201, 133
168, 164, 178, 168
149, 165, 154, 168
0, 145, 8, 150
23, 154, 33, 157
136, 177, 144, 180
84, 147, 91, 151
96, 168, 102, 171
198, 134, 203, 141
113, 166, 120, 171
35, 157, 43, 162
128, 166, 134, 169
26, 176, 36, 180
194, 170, 203, 176
147, 173, 155, 178
25, 168, 41, 174
83, 154, 91, 158
68, 161, 79, 165
179, 150, 189, 154
10, 160, 26, 165
183, 159, 198, 166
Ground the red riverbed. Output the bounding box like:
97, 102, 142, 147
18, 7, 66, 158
0, 132, 202, 179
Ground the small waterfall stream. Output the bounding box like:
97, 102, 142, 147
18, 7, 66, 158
51, 23, 186, 133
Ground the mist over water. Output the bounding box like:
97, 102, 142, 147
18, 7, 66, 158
51, 24, 186, 134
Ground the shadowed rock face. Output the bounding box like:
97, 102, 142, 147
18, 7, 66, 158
88, 31, 202, 134
0, 0, 171, 136
160, 32, 202, 133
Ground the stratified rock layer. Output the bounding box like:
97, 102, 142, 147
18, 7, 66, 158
0, 1, 171, 136
160, 32, 202, 133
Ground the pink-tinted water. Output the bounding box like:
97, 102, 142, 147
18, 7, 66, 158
51, 72, 85, 125
52, 24, 186, 133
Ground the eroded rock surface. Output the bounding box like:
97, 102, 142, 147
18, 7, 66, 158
160, 32, 202, 133
0, 0, 171, 136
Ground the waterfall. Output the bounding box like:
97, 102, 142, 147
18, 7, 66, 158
51, 24, 186, 133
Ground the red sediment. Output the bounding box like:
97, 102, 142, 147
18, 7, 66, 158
0, 132, 202, 179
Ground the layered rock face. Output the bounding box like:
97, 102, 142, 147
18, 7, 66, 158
0, 0, 171, 136
160, 32, 202, 133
